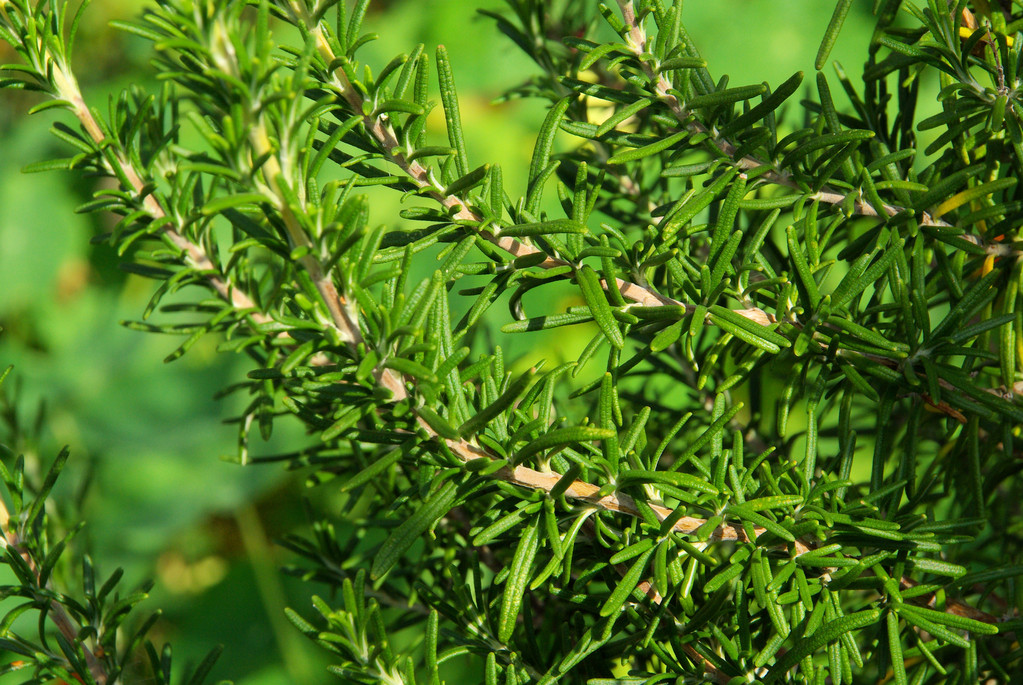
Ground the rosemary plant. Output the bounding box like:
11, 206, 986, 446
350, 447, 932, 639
2, 0, 1023, 682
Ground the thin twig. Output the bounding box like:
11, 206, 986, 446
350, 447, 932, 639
49, 66, 265, 324
0, 498, 108, 684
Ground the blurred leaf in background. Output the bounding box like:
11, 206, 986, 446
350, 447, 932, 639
683, 0, 875, 85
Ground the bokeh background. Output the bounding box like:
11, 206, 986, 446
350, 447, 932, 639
0, 2, 889, 682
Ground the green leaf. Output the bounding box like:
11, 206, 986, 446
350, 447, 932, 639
725, 504, 795, 542
930, 268, 1003, 341
600, 546, 656, 617
816, 0, 854, 70
372, 480, 458, 578
425, 609, 439, 679
782, 129, 874, 167
741, 495, 803, 511
825, 315, 904, 352
830, 249, 886, 309
473, 502, 543, 546
607, 129, 688, 165
660, 169, 738, 239
25, 447, 70, 533
371, 98, 426, 117
436, 45, 469, 176
346, 0, 372, 51
498, 520, 540, 642
765, 609, 881, 681
704, 561, 746, 593
529, 97, 572, 187
957, 564, 1023, 587
516, 426, 616, 462
444, 163, 490, 197
707, 306, 789, 352
787, 224, 822, 309
577, 265, 624, 349
201, 193, 271, 214
185, 645, 224, 685
22, 157, 76, 173
719, 71, 804, 138
416, 405, 460, 440
896, 606, 971, 647
384, 357, 438, 383
657, 56, 706, 72
609, 538, 655, 566
619, 470, 718, 494
687, 84, 767, 109
596, 97, 655, 137
885, 611, 908, 685
579, 42, 625, 70
897, 603, 998, 636
651, 319, 685, 352
501, 311, 595, 333
500, 218, 588, 237
931, 177, 1016, 220
460, 368, 537, 437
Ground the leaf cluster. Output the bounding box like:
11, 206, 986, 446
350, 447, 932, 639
1, 0, 1022, 683
0, 368, 224, 685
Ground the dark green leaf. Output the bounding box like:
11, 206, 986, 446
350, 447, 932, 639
372, 480, 458, 578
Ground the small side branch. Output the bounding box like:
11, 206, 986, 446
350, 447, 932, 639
303, 19, 775, 329
0, 498, 108, 684
614, 0, 959, 231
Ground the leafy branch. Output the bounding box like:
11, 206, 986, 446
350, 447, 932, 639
0, 370, 222, 684
2, 0, 1022, 683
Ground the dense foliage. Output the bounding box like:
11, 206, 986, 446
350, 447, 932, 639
2, 0, 1023, 682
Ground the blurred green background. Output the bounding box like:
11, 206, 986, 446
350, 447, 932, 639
0, 2, 881, 682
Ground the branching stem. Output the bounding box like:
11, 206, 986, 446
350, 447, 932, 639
615, 0, 956, 230
302, 17, 775, 327
50, 64, 264, 323
292, 4, 1000, 631
0, 498, 108, 684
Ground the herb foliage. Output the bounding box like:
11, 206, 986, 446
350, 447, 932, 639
1, 0, 1022, 682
